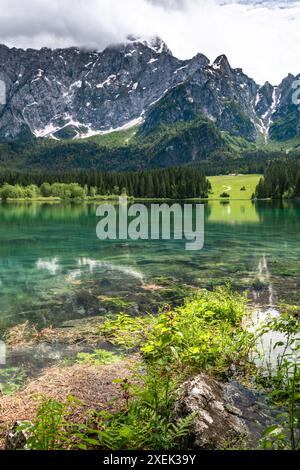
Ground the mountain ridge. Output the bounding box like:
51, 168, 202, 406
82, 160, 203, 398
0, 36, 298, 139
0, 36, 299, 171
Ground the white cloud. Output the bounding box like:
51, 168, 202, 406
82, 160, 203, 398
0, 0, 299, 84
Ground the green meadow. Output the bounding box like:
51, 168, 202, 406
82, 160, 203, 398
208, 174, 262, 200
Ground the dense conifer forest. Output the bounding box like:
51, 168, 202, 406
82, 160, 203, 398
255, 159, 300, 199
0, 166, 211, 199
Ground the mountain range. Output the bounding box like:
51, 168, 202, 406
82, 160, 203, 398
0, 36, 299, 172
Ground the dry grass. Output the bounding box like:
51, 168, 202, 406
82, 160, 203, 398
4, 317, 104, 348
4, 322, 38, 347
0, 355, 139, 449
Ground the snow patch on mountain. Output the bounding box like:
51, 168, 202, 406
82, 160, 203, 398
81, 116, 144, 139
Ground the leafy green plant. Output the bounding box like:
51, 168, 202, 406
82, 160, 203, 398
99, 313, 154, 349
18, 390, 194, 451
18, 396, 82, 450
91, 408, 195, 450
260, 424, 290, 450
141, 287, 254, 377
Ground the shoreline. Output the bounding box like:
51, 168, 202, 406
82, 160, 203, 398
0, 196, 276, 203
0, 285, 297, 450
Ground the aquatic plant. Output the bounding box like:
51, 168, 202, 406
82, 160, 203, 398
0, 367, 27, 395
76, 349, 122, 366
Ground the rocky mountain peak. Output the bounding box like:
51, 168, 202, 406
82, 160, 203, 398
212, 54, 232, 75
255, 81, 275, 116
189, 52, 210, 69
126, 35, 172, 55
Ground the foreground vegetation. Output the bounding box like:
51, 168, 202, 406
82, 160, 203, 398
4, 287, 298, 451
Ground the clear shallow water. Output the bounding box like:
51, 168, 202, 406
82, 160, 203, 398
0, 200, 299, 329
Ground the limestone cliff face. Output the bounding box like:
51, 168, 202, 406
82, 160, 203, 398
0, 37, 208, 139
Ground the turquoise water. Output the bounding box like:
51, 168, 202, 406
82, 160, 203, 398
0, 200, 299, 329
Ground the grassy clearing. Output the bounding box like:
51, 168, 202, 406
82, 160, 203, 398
208, 174, 262, 200
82, 126, 139, 147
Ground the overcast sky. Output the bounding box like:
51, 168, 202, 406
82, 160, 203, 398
0, 0, 299, 84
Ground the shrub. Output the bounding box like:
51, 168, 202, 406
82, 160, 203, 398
40, 182, 52, 197
0, 183, 23, 200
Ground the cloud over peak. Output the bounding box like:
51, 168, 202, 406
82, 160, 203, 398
0, 0, 299, 84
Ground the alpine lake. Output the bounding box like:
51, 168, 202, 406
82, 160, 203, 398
0, 199, 299, 383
